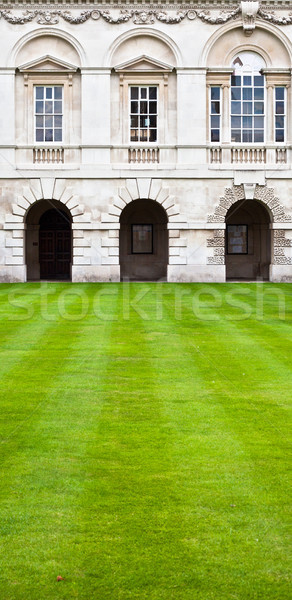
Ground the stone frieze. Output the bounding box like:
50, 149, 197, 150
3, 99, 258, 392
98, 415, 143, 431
0, 3, 291, 27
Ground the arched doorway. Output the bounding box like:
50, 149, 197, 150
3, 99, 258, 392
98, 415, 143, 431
26, 200, 72, 281
120, 199, 168, 281
225, 199, 271, 280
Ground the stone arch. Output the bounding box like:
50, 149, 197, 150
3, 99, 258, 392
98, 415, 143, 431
100, 178, 187, 272
207, 184, 292, 224
201, 22, 291, 68
107, 27, 180, 67
4, 178, 87, 281
9, 27, 85, 68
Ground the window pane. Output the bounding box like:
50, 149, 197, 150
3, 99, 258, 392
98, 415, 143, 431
35, 101, 43, 114
211, 87, 220, 100
130, 130, 139, 142
211, 101, 220, 114
231, 75, 241, 87
276, 116, 285, 129
35, 129, 44, 142
45, 129, 53, 142
131, 101, 138, 114
211, 129, 220, 142
35, 87, 44, 99
231, 102, 241, 114
149, 129, 157, 142
54, 101, 62, 114
35, 116, 44, 128
242, 130, 252, 143
149, 115, 157, 128
276, 102, 285, 115
275, 130, 284, 142
254, 116, 264, 128
54, 115, 62, 128
243, 116, 252, 128
254, 75, 264, 86
231, 88, 241, 101
140, 116, 149, 127
132, 225, 153, 254
140, 101, 147, 114
149, 87, 157, 99
254, 102, 264, 114
140, 88, 147, 99
131, 87, 138, 100
149, 102, 157, 114
243, 102, 252, 114
231, 116, 241, 128
227, 225, 248, 254
45, 101, 53, 114
275, 88, 285, 100
45, 88, 53, 99
45, 116, 53, 128
54, 87, 62, 99
211, 115, 220, 128
243, 76, 251, 86
140, 129, 148, 141
243, 88, 252, 100
131, 116, 138, 127
231, 130, 241, 143
254, 130, 264, 143
54, 129, 62, 142
254, 88, 264, 100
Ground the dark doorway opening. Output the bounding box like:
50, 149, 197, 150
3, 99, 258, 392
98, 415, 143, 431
120, 199, 168, 281
26, 200, 72, 281
39, 209, 71, 280
225, 199, 271, 281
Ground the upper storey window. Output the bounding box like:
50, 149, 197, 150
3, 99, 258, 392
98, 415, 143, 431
231, 52, 265, 144
35, 86, 63, 143
130, 86, 158, 143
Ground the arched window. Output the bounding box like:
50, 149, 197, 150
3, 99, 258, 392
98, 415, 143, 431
231, 52, 266, 144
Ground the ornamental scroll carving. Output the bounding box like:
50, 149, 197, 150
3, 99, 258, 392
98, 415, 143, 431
0, 3, 292, 28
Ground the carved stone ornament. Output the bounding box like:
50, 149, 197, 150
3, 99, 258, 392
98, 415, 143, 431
0, 4, 292, 28
241, 1, 259, 36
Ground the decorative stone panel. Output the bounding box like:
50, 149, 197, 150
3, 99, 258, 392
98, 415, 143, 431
207, 229, 225, 265
273, 230, 292, 265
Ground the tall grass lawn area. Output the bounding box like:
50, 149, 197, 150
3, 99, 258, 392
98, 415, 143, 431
0, 282, 291, 600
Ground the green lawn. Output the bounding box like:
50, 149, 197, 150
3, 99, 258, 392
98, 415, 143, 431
0, 283, 291, 600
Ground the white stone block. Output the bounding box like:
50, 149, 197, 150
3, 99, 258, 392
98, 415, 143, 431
41, 178, 55, 200
102, 256, 119, 265
169, 230, 180, 238
73, 248, 84, 256
101, 238, 119, 247
6, 238, 23, 247
5, 256, 24, 265
137, 178, 151, 200
73, 257, 91, 265
108, 247, 119, 256
169, 237, 187, 247
118, 187, 132, 204
149, 179, 162, 200
126, 179, 139, 200
13, 247, 23, 256
156, 188, 169, 204
169, 256, 187, 265
53, 179, 66, 200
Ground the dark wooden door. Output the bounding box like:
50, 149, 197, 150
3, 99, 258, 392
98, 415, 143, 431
39, 209, 71, 280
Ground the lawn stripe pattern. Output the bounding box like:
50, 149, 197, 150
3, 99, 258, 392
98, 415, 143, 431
0, 283, 290, 600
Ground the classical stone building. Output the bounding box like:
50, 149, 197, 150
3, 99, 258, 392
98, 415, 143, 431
0, 0, 292, 282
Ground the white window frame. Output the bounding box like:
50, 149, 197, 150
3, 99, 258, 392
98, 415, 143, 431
34, 85, 63, 144
209, 86, 221, 143
274, 86, 286, 144
129, 85, 158, 144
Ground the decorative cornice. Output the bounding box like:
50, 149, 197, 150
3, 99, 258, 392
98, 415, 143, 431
0, 2, 291, 28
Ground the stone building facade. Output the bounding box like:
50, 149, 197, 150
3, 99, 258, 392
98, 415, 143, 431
0, 0, 292, 282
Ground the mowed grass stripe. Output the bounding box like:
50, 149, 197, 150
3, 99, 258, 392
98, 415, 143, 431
0, 285, 118, 599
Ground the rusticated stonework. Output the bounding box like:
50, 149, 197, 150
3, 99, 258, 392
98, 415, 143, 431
273, 230, 292, 265
207, 229, 225, 265
208, 184, 292, 223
